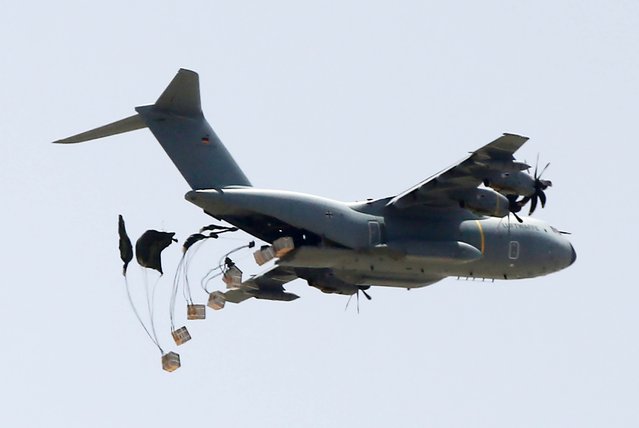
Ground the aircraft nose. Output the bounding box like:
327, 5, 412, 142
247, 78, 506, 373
569, 243, 577, 266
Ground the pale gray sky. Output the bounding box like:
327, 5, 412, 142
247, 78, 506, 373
1, 1, 637, 427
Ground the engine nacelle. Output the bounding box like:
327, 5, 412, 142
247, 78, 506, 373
483, 170, 535, 197
458, 188, 509, 218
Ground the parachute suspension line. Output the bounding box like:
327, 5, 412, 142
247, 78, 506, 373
201, 267, 223, 293
181, 255, 193, 304
124, 273, 162, 354
201, 254, 229, 293
222, 243, 252, 264
169, 237, 206, 330
175, 226, 249, 293
150, 273, 163, 348
170, 228, 250, 323
202, 242, 253, 293
169, 255, 186, 331
182, 240, 206, 305
178, 253, 189, 303
143, 269, 164, 354
144, 269, 162, 349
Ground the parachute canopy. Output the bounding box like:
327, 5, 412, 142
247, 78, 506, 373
136, 230, 177, 274
182, 233, 208, 253
118, 215, 134, 275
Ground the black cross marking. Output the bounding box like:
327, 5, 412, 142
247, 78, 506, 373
325, 210, 334, 219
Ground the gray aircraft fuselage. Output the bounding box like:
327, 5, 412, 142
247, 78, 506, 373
186, 188, 576, 290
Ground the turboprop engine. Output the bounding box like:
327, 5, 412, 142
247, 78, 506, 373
482, 160, 553, 216
482, 170, 536, 197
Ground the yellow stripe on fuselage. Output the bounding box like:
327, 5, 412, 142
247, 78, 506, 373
475, 220, 485, 255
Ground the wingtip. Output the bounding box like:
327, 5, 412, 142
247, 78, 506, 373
502, 132, 529, 140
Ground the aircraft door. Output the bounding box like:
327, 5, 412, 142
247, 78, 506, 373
368, 221, 383, 246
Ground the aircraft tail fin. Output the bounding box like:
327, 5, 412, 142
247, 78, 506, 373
53, 69, 251, 190
153, 68, 202, 116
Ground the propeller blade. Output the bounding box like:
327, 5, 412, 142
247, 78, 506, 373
507, 195, 518, 212
346, 288, 371, 313
513, 212, 523, 223
539, 189, 547, 208
508, 195, 529, 215
538, 162, 551, 180
529, 194, 538, 215
345, 294, 354, 312
517, 195, 531, 210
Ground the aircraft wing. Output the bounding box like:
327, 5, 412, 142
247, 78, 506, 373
223, 266, 300, 304
388, 133, 529, 209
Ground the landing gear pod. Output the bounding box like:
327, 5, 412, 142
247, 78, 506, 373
207, 291, 226, 310
162, 352, 181, 372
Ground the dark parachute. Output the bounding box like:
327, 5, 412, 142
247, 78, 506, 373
118, 215, 134, 275
182, 233, 209, 253
200, 224, 238, 234
136, 230, 177, 274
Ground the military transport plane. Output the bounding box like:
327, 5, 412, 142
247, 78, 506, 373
54, 69, 576, 305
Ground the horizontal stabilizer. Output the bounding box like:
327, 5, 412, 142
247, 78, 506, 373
53, 114, 146, 144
